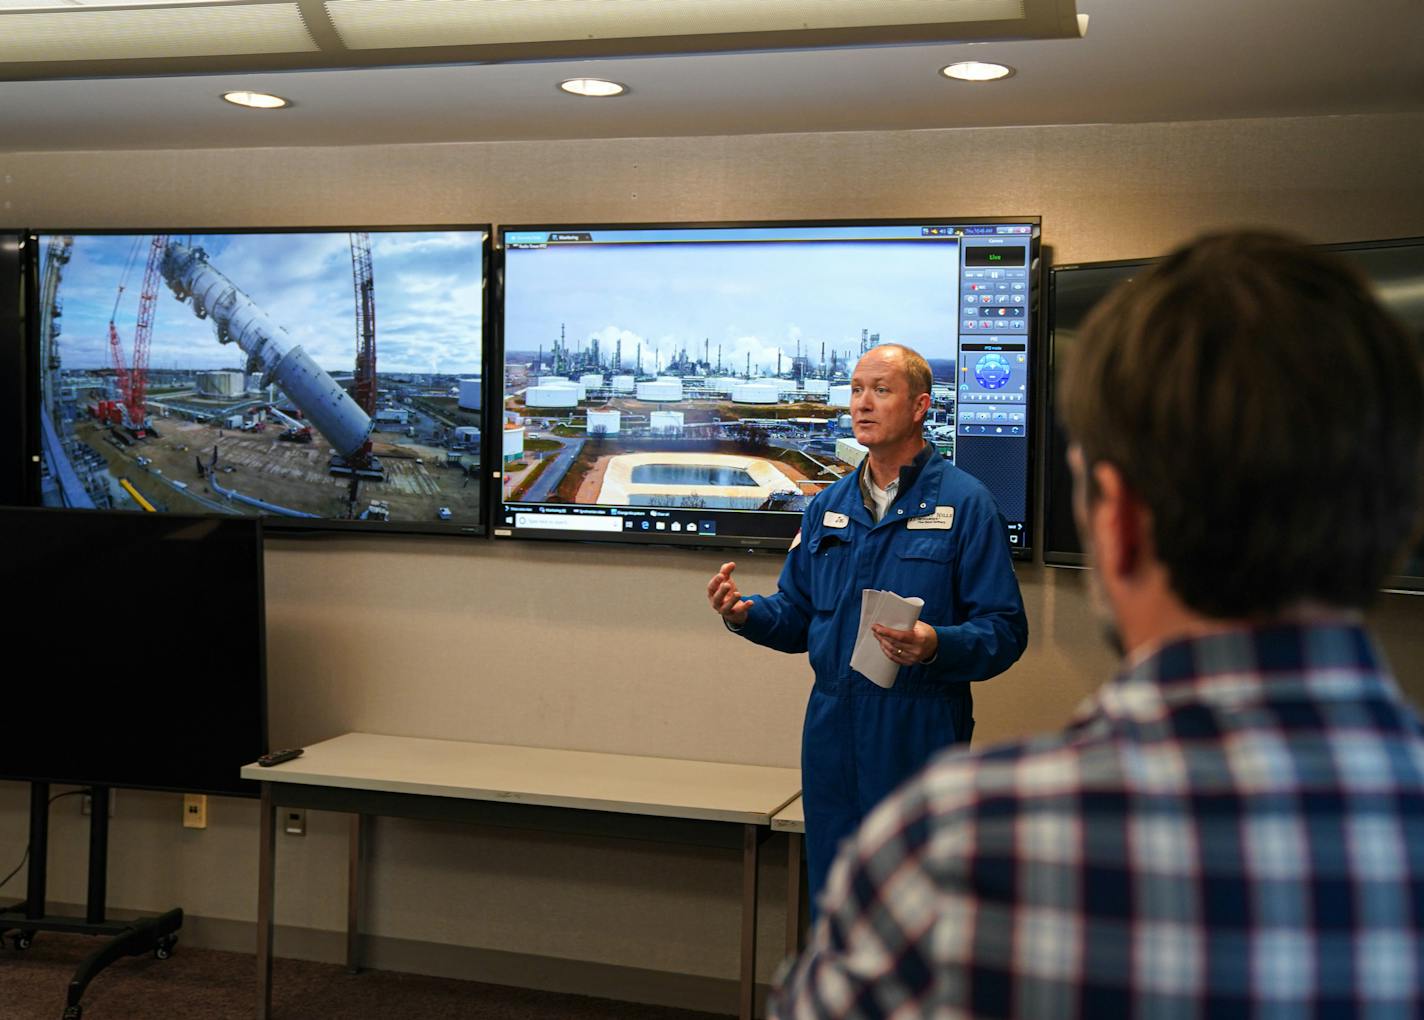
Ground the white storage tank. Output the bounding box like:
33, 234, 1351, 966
579, 373, 604, 392
612, 374, 636, 393
705, 377, 739, 395
586, 409, 621, 435
802, 379, 831, 396
828, 384, 853, 407
526, 385, 579, 408
503, 425, 525, 462
732, 382, 782, 404
637, 378, 683, 402
458, 377, 482, 411
836, 436, 868, 468
650, 411, 685, 435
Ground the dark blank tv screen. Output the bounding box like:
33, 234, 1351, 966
1, 508, 267, 797
1042, 237, 1424, 592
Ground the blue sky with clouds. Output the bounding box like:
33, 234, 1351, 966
48, 231, 484, 374
503, 238, 961, 377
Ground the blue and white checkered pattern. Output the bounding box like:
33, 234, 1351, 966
769, 622, 1424, 1019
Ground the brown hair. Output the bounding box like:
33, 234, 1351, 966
1060, 231, 1424, 615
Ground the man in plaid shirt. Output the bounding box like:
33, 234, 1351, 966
770, 231, 1424, 1018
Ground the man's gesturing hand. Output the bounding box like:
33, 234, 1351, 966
707, 561, 752, 627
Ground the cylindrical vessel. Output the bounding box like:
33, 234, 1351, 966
162, 243, 373, 458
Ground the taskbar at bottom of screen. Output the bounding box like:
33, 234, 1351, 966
494, 504, 801, 548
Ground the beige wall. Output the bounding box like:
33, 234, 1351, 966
2, 111, 1422, 1000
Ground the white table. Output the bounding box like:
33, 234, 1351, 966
242, 733, 801, 1020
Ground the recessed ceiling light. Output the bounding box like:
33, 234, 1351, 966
558, 78, 627, 98
221, 91, 291, 110
940, 61, 1015, 82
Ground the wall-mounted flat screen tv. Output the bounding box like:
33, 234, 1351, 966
1, 507, 267, 797
1042, 236, 1424, 593
496, 219, 1040, 554
25, 228, 490, 534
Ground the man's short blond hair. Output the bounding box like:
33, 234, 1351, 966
874, 343, 934, 397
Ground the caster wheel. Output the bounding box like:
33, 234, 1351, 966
155, 935, 178, 960
62, 1006, 83, 1019
13, 931, 34, 951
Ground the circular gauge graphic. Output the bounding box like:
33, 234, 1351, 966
973, 352, 1013, 390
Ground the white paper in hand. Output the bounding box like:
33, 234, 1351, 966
849, 590, 925, 689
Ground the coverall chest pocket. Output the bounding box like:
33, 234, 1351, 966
807, 531, 853, 613
896, 534, 955, 621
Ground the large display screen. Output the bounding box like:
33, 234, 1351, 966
496, 219, 1040, 553
1, 508, 267, 797
27, 228, 490, 534
1042, 236, 1424, 593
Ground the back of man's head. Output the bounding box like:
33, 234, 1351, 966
1061, 230, 1424, 617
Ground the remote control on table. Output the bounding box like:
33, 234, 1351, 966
257, 748, 304, 767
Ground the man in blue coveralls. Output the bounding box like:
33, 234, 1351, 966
707, 343, 1028, 910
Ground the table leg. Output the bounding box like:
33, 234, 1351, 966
740, 824, 760, 1020
347, 813, 364, 974
256, 783, 276, 1020
785, 831, 803, 958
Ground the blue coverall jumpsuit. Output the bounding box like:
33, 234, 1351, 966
735, 446, 1028, 909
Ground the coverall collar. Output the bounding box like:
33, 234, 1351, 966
846, 441, 935, 527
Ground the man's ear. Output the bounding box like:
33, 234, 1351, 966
913, 391, 932, 424
1091, 461, 1149, 580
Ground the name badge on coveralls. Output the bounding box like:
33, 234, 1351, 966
907, 506, 955, 530
822, 511, 849, 529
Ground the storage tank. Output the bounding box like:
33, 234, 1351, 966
732, 382, 782, 404
458, 377, 482, 411
533, 376, 584, 399
579, 373, 604, 392
525, 385, 579, 408
453, 425, 480, 445
827, 385, 853, 407
836, 436, 868, 468
637, 378, 683, 402
612, 374, 636, 393
650, 411, 685, 435
503, 425, 525, 462
802, 379, 830, 396
704, 377, 739, 395
586, 409, 621, 435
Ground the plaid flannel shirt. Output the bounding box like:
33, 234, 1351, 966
770, 621, 1424, 1019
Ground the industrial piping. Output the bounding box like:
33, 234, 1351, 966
161, 243, 373, 459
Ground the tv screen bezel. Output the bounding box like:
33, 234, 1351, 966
1040, 236, 1424, 595
493, 215, 1042, 556
0, 231, 25, 510
22, 225, 494, 538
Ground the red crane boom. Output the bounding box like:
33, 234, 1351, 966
105, 234, 167, 436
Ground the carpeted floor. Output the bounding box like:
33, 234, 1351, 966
0, 932, 732, 1020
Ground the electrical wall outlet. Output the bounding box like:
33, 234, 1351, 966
182, 794, 208, 829
80, 789, 116, 816
283, 809, 306, 836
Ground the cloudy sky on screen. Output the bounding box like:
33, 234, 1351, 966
47, 231, 484, 375
503, 238, 961, 375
